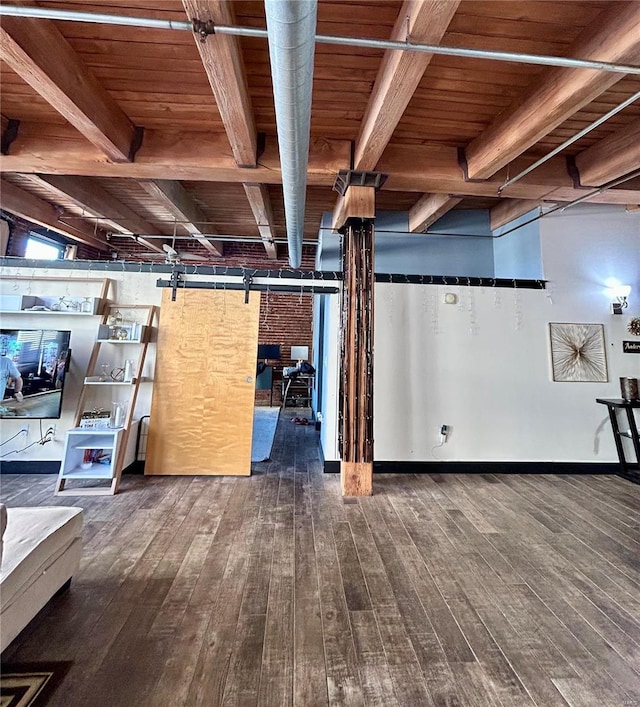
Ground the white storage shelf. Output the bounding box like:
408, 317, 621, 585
59, 428, 124, 480
84, 377, 139, 385
56, 301, 155, 496
0, 294, 102, 315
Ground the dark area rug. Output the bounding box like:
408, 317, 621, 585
0, 662, 71, 707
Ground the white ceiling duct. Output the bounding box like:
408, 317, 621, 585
264, 0, 318, 269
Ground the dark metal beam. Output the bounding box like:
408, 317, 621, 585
0, 258, 547, 289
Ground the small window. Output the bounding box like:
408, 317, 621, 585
25, 236, 64, 260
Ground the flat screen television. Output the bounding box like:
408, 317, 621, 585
0, 329, 71, 419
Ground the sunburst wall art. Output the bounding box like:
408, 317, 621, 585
549, 323, 608, 382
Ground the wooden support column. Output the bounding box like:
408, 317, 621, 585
333, 180, 378, 496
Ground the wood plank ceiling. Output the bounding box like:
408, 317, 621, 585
1, 0, 639, 262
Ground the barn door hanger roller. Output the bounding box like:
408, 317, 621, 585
243, 272, 252, 304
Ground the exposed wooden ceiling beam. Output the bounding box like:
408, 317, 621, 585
182, 0, 257, 168
242, 184, 277, 259
408, 193, 462, 232
464, 2, 640, 180
0, 16, 136, 162
377, 144, 640, 204
574, 119, 640, 187
140, 180, 224, 257
490, 199, 542, 231
0, 178, 110, 251
23, 174, 165, 254
354, 0, 459, 171
183, 0, 276, 257
1, 127, 350, 186
28, 175, 154, 235
3, 130, 639, 206
541, 187, 640, 205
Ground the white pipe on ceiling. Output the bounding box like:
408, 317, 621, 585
264, 0, 317, 269
500, 89, 640, 191
1, 5, 640, 75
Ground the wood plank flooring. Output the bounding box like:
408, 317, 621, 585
2, 417, 640, 706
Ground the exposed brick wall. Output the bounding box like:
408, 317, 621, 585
77, 243, 110, 260
255, 290, 313, 406
258, 292, 313, 365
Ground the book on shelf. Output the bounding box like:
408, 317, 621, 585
79, 410, 111, 429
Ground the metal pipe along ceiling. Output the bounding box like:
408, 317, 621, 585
264, 0, 317, 269
2, 5, 640, 75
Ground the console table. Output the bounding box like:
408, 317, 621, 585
596, 398, 640, 482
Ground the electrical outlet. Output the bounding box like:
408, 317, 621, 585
46, 425, 56, 441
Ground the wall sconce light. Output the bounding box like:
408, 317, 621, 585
608, 284, 631, 314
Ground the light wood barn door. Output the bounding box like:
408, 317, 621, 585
145, 289, 260, 476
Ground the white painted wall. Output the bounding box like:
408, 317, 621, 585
320, 204, 640, 463
318, 293, 341, 461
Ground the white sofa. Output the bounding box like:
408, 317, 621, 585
0, 503, 83, 652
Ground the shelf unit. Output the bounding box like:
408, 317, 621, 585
56, 303, 156, 496
96, 322, 148, 343
57, 428, 125, 493
0, 295, 103, 315
0, 277, 109, 316
83, 377, 141, 385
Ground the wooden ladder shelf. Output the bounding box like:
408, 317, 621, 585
56, 304, 156, 496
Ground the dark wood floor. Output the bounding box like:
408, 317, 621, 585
2, 416, 640, 707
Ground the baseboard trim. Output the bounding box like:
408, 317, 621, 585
323, 460, 622, 475
1, 460, 145, 475
0, 461, 60, 474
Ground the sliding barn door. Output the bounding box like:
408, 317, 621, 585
146, 289, 260, 476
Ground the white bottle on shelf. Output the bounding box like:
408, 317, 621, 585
111, 401, 127, 428
124, 359, 135, 382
